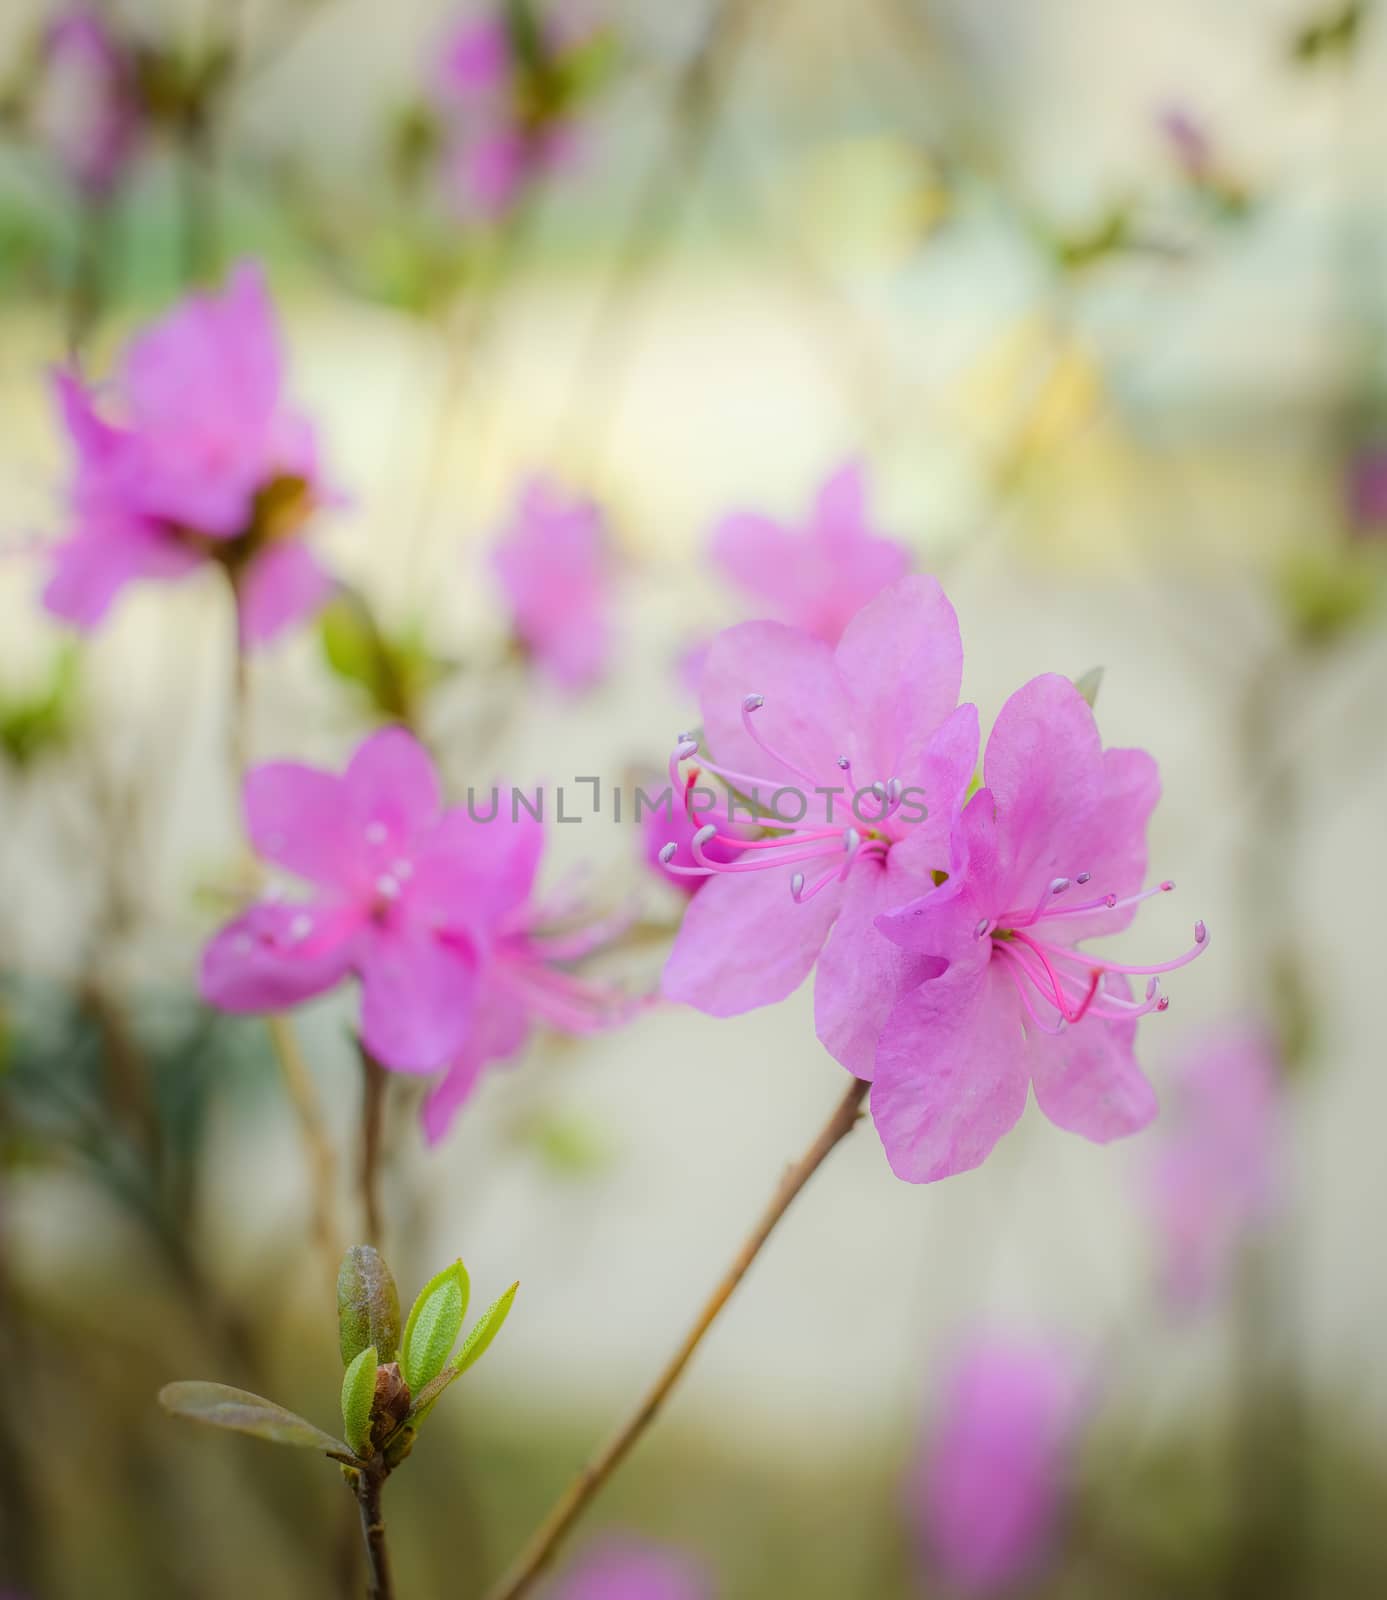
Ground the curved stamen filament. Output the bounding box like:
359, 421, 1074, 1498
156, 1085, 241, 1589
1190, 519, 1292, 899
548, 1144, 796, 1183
741, 694, 822, 786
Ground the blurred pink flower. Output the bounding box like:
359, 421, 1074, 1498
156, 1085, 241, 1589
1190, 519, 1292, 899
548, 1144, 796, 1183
874, 674, 1209, 1184
1345, 443, 1387, 535
434, 7, 600, 218
203, 728, 492, 1072
1144, 1023, 1284, 1309
549, 1537, 711, 1600
38, 8, 143, 200
492, 476, 614, 691
662, 575, 976, 1080
422, 806, 641, 1142
708, 462, 912, 646
914, 1338, 1086, 1595
42, 263, 335, 646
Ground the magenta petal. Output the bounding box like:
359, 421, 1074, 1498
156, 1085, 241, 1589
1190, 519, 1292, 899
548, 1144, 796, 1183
888, 702, 981, 874
243, 762, 357, 887
343, 726, 442, 848
358, 923, 479, 1073
238, 540, 333, 646
1055, 746, 1160, 942
981, 674, 1104, 906
813, 855, 945, 1080
662, 865, 842, 1017
812, 458, 867, 530
834, 575, 964, 782
708, 511, 802, 606
200, 901, 359, 1014
43, 525, 196, 628
420, 980, 532, 1145
412, 805, 545, 935
698, 620, 848, 791
872, 961, 1029, 1183
554, 1537, 712, 1600
1027, 984, 1156, 1144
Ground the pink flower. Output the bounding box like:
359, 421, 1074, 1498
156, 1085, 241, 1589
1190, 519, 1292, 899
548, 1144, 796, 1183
202, 728, 501, 1073
660, 575, 977, 1079
38, 9, 143, 200
914, 1338, 1086, 1596
42, 263, 335, 646
1144, 1023, 1283, 1309
873, 674, 1209, 1184
549, 1537, 711, 1600
492, 476, 613, 691
708, 462, 912, 647
434, 7, 599, 219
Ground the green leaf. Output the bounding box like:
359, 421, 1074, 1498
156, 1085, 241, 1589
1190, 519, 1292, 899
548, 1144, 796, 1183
337, 1245, 401, 1366
159, 1382, 351, 1457
340, 1345, 378, 1458
402, 1282, 521, 1433
1074, 667, 1104, 710
400, 1260, 469, 1392
453, 1281, 519, 1378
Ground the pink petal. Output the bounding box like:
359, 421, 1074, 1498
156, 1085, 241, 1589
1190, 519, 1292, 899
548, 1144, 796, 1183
698, 620, 848, 795
980, 674, 1104, 910
812, 458, 867, 532
1052, 746, 1160, 942
343, 726, 442, 850
662, 863, 842, 1017
871, 959, 1029, 1183
420, 977, 533, 1145
834, 575, 964, 784
813, 853, 946, 1080
42, 525, 199, 628
358, 922, 480, 1073
412, 803, 545, 935
708, 510, 803, 609
237, 539, 333, 647
200, 900, 360, 1014
886, 702, 981, 874
554, 1537, 712, 1600
1025, 976, 1156, 1143
243, 761, 358, 888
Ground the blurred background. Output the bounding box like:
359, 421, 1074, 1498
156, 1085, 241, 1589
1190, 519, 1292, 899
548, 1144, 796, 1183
2, 0, 1387, 1596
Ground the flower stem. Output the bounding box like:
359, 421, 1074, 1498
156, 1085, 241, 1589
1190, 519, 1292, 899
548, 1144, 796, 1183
358, 1041, 388, 1251
354, 1468, 394, 1600
485, 1075, 871, 1600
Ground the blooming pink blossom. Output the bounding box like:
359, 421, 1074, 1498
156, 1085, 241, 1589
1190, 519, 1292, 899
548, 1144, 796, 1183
914, 1338, 1086, 1596
873, 674, 1209, 1184
661, 575, 977, 1079
434, 7, 598, 219
492, 476, 613, 691
202, 728, 633, 1120
708, 462, 911, 647
1144, 1023, 1283, 1309
42, 263, 335, 646
550, 1537, 711, 1600
38, 9, 143, 200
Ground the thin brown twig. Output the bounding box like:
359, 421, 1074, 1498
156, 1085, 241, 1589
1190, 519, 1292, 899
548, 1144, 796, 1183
354, 1467, 395, 1600
486, 1075, 871, 1600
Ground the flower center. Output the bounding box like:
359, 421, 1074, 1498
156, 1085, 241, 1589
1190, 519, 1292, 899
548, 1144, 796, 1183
660, 694, 920, 903
978, 874, 1209, 1033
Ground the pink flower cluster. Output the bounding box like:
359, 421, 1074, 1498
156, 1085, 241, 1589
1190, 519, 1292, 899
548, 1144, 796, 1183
201, 727, 633, 1142
41, 264, 336, 647
433, 5, 605, 219
660, 574, 1210, 1183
